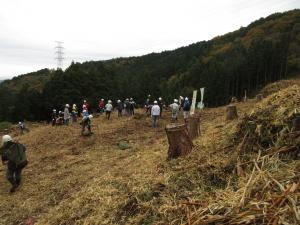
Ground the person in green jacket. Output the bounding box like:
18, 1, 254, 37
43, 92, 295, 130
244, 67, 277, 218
0, 135, 28, 193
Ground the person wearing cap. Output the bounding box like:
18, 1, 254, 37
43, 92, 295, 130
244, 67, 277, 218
99, 99, 105, 114
116, 100, 123, 117
105, 100, 113, 120
71, 104, 78, 123
64, 104, 70, 125
183, 97, 191, 123
81, 114, 93, 135
170, 99, 180, 122
151, 100, 160, 128
51, 109, 57, 126
0, 135, 28, 193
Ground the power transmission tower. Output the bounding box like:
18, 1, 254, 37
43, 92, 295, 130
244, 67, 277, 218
55, 41, 64, 69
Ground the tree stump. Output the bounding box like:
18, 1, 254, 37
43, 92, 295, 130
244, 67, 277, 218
292, 116, 300, 131
165, 124, 193, 160
226, 105, 238, 121
187, 115, 201, 140
256, 94, 263, 102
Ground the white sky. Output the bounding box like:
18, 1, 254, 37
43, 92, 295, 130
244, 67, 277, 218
0, 0, 299, 79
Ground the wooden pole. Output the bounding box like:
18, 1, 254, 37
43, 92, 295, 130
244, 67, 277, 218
165, 124, 193, 160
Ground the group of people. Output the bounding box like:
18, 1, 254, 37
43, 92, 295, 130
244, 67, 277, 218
150, 96, 191, 128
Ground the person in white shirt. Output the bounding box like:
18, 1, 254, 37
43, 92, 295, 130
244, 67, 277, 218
105, 100, 113, 120
169, 99, 179, 122
151, 101, 161, 128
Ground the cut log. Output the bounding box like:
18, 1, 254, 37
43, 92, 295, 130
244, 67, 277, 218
256, 94, 263, 102
187, 115, 201, 140
165, 124, 193, 160
225, 105, 238, 121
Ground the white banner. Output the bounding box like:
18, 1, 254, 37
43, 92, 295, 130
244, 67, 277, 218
199, 87, 205, 109
190, 90, 197, 115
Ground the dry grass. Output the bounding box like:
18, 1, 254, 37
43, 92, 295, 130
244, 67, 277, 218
0, 83, 299, 225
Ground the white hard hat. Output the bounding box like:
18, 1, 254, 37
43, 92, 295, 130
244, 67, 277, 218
126, 98, 129, 101
130, 98, 133, 101
84, 100, 87, 102
108, 100, 112, 103
117, 100, 121, 103
88, 115, 93, 119
2, 135, 12, 144
159, 97, 162, 100
66, 104, 69, 107
19, 122, 22, 125
53, 109, 56, 112
101, 99, 104, 101
174, 99, 178, 103
185, 97, 188, 100
154, 100, 158, 104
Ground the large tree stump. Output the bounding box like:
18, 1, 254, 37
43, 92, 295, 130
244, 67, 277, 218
226, 105, 238, 121
165, 124, 193, 160
187, 115, 201, 140
256, 94, 263, 102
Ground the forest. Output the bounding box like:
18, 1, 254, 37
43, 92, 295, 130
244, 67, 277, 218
0, 9, 299, 122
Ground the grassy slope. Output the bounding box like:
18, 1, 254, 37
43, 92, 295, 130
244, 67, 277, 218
0, 100, 257, 225
0, 82, 299, 224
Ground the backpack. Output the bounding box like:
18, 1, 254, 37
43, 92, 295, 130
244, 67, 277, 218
183, 101, 191, 111
6, 143, 28, 169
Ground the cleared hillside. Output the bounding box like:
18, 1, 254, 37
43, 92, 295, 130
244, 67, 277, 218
0, 78, 299, 224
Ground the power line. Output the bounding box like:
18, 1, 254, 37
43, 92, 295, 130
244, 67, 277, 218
55, 41, 64, 69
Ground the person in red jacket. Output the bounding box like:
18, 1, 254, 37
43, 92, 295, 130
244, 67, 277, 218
83, 100, 89, 112
99, 99, 105, 114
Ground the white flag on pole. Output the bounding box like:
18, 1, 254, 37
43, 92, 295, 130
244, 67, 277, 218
190, 90, 197, 115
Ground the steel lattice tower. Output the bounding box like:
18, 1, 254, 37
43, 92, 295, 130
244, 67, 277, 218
55, 41, 64, 69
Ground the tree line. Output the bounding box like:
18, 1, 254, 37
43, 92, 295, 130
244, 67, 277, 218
0, 9, 299, 122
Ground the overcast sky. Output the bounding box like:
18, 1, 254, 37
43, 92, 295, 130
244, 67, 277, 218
0, 0, 299, 79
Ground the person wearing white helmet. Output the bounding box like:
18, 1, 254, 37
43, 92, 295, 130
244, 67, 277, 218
169, 99, 180, 122
82, 100, 89, 112
51, 109, 57, 126
18, 121, 29, 135
64, 104, 70, 126
98, 99, 105, 114
105, 100, 113, 120
151, 100, 161, 128
183, 97, 191, 123
116, 100, 123, 117
129, 98, 136, 116
0, 135, 28, 193
158, 97, 164, 117
145, 95, 152, 116
124, 98, 130, 116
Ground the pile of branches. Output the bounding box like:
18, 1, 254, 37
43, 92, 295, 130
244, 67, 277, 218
180, 85, 300, 224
